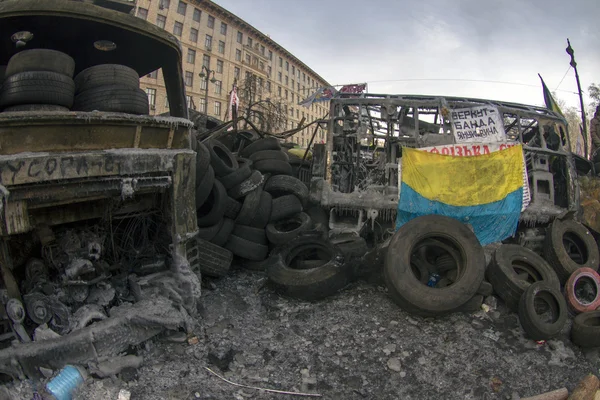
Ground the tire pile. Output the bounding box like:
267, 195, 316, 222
192, 136, 355, 301
0, 49, 148, 114
384, 214, 600, 348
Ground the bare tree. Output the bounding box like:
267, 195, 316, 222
556, 95, 586, 153
588, 83, 600, 110
237, 74, 288, 132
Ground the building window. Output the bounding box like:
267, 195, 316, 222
146, 88, 156, 107
216, 60, 223, 73
165, 97, 170, 109
205, 34, 212, 49
207, 15, 215, 28
285, 61, 289, 71
296, 109, 299, 118
247, 37, 253, 46
259, 61, 264, 71
235, 49, 241, 61
184, 71, 193, 87
266, 81, 271, 92
199, 98, 206, 113
269, 50, 273, 60
245, 71, 251, 80
237, 31, 243, 44
278, 72, 282, 82
302, 72, 306, 82
159, 0, 170, 9
214, 101, 221, 116
173, 22, 183, 37
176, 1, 187, 15
279, 57, 283, 67
200, 79, 207, 90
186, 95, 192, 109
245, 54, 251, 64
267, 66, 272, 76
234, 67, 240, 79
137, 7, 148, 20
258, 77, 263, 87
285, 76, 289, 85
203, 54, 210, 68
218, 40, 225, 54
297, 69, 301, 79
187, 48, 196, 64
285, 90, 288, 99
278, 86, 281, 96
292, 79, 295, 89
147, 70, 158, 79
193, 8, 201, 22
292, 66, 295, 75
291, 93, 294, 102
214, 80, 222, 94
190, 28, 198, 42
220, 22, 228, 35
260, 45, 265, 56
156, 14, 166, 29
298, 82, 300, 91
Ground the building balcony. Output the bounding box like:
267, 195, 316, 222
242, 60, 267, 76
244, 44, 269, 61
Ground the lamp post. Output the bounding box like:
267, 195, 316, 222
199, 65, 217, 115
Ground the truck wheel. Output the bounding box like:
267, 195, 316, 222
253, 159, 293, 176
74, 64, 139, 93
249, 150, 289, 162
571, 310, 600, 348
240, 137, 281, 158
486, 244, 560, 312
270, 194, 303, 223
207, 139, 238, 177
266, 212, 312, 245
518, 281, 567, 340
264, 175, 309, 206
544, 219, 599, 283
195, 166, 215, 209
225, 234, 269, 261
564, 267, 600, 314
197, 180, 226, 227
73, 85, 149, 114
197, 238, 233, 278
0, 71, 75, 108
5, 49, 75, 77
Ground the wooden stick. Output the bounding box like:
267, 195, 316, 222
521, 388, 568, 400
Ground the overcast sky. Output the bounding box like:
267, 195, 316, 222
216, 0, 599, 111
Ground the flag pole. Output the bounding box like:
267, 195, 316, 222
566, 38, 588, 158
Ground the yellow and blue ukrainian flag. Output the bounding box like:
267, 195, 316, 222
397, 145, 524, 245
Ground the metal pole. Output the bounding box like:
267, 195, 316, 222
566, 39, 588, 158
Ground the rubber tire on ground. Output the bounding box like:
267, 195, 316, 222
219, 161, 252, 189
0, 65, 5, 80
456, 294, 484, 313
571, 310, 600, 348
197, 237, 233, 278
266, 213, 312, 245
233, 225, 267, 245
240, 137, 281, 158
0, 71, 75, 108
228, 170, 264, 199
564, 267, 600, 314
197, 218, 223, 241
2, 104, 69, 112
197, 180, 226, 227
195, 141, 211, 184
330, 235, 369, 259
236, 187, 263, 226
264, 175, 309, 206
225, 234, 269, 261
270, 194, 303, 223
486, 244, 560, 312
195, 166, 215, 209
517, 281, 567, 340
206, 139, 239, 177
543, 219, 600, 283
5, 49, 75, 78
384, 215, 485, 316
477, 280, 494, 296
253, 159, 293, 176
223, 196, 242, 219
74, 64, 140, 93
249, 150, 289, 163
73, 85, 149, 114
595, 162, 600, 176
248, 191, 273, 229
210, 218, 235, 247
267, 236, 351, 301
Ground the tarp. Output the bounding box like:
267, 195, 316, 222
396, 145, 524, 245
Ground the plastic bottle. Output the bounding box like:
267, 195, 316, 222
45, 365, 85, 400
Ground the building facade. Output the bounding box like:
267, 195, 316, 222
134, 0, 330, 146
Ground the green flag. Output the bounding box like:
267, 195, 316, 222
538, 74, 564, 117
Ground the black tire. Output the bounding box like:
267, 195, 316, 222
0, 65, 5, 80
207, 139, 239, 177
248, 191, 273, 229
517, 281, 567, 340
266, 213, 312, 245
3, 104, 69, 112
236, 187, 263, 225
270, 195, 303, 223
219, 161, 252, 189
306, 206, 329, 236
72, 85, 149, 114
197, 237, 233, 278
486, 244, 560, 312
211, 218, 235, 247
240, 137, 281, 158
571, 310, 600, 348
595, 163, 600, 176
228, 170, 264, 199
225, 235, 269, 261
330, 235, 369, 259
74, 64, 139, 93
233, 225, 267, 245
197, 219, 223, 241
477, 280, 494, 296
6, 49, 75, 77
456, 294, 484, 313
543, 219, 600, 283
267, 236, 351, 301
223, 196, 242, 219
195, 141, 211, 183
253, 159, 293, 176
197, 180, 226, 227
384, 215, 485, 316
0, 72, 74, 108
249, 150, 289, 163
264, 175, 309, 206
195, 166, 215, 209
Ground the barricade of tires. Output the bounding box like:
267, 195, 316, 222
383, 213, 600, 347
0, 49, 148, 114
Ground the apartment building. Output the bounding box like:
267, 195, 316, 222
134, 0, 330, 146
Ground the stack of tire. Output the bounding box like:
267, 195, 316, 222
0, 49, 75, 112
73, 64, 149, 115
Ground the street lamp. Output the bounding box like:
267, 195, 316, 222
199, 65, 217, 114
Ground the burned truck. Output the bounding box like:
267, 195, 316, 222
310, 93, 580, 252
0, 0, 200, 381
